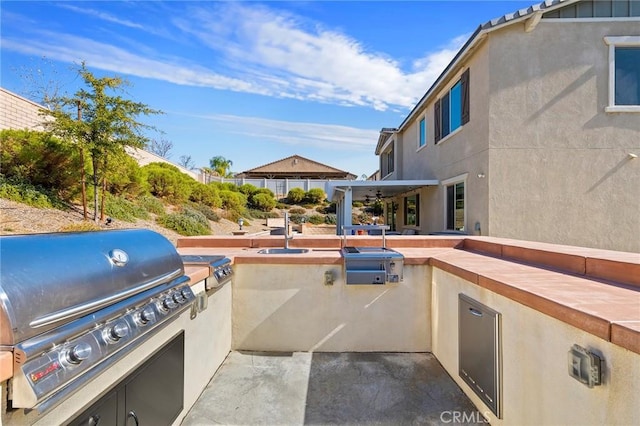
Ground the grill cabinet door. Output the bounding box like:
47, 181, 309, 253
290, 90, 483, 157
68, 391, 120, 426
458, 294, 501, 417
125, 332, 184, 426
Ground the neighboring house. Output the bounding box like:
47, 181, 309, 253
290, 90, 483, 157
0, 87, 199, 181
236, 155, 357, 180
370, 0, 639, 252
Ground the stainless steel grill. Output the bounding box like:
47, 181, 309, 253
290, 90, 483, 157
180, 254, 233, 290
0, 229, 194, 414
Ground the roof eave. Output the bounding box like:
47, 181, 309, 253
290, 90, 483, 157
396, 0, 580, 133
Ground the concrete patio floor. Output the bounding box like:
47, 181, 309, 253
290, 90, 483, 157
182, 351, 485, 425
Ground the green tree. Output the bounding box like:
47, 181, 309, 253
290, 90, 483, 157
43, 63, 161, 222
209, 156, 233, 178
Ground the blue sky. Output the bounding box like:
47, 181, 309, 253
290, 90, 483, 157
1, 1, 535, 178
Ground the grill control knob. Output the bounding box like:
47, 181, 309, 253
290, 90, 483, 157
65, 342, 92, 364
181, 288, 192, 300
172, 292, 185, 304
138, 306, 155, 325
162, 297, 178, 310
107, 322, 129, 342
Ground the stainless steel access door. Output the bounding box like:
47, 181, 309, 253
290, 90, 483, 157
458, 293, 501, 418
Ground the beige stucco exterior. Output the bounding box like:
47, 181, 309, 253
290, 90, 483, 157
232, 264, 431, 352
432, 269, 640, 425
381, 12, 640, 253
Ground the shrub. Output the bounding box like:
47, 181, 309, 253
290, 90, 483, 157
102, 195, 149, 222
138, 195, 165, 215
219, 190, 247, 212
187, 202, 220, 222
142, 162, 193, 203
211, 182, 239, 192
304, 188, 326, 204
0, 129, 82, 201
324, 214, 337, 225
247, 209, 279, 219
157, 207, 211, 236
286, 188, 305, 204
251, 193, 276, 211
106, 152, 145, 199
288, 214, 306, 224
371, 200, 384, 216
315, 206, 327, 214
289, 207, 306, 214
301, 203, 316, 210
0, 176, 64, 209
276, 203, 289, 210
189, 183, 221, 208
238, 183, 258, 196
307, 214, 325, 225
352, 201, 364, 208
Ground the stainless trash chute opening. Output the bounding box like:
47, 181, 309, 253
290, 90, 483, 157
0, 229, 194, 414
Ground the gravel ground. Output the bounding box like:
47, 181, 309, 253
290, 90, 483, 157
0, 198, 270, 245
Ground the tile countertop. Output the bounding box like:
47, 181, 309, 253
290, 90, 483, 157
177, 243, 640, 355
0, 352, 11, 382
3, 241, 636, 383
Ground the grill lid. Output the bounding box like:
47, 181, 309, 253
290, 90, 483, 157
0, 229, 184, 346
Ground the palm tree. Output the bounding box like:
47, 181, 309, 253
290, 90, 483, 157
209, 156, 233, 178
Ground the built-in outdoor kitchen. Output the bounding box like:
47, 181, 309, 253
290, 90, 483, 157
1, 230, 639, 425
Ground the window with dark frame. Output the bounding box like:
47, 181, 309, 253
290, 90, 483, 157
380, 142, 395, 177
615, 47, 640, 106
446, 182, 465, 231
404, 194, 419, 226
435, 68, 470, 143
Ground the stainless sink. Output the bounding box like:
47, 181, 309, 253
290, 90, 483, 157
257, 248, 310, 254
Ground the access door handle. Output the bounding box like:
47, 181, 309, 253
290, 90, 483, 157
127, 410, 139, 426
468, 307, 483, 317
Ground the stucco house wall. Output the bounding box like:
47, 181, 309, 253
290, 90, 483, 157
383, 6, 639, 252
394, 39, 492, 235
486, 20, 640, 251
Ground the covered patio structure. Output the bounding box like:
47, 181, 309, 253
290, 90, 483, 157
326, 180, 439, 235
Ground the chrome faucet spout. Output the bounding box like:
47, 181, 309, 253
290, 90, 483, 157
284, 212, 294, 249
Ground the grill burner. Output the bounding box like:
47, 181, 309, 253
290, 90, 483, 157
0, 230, 194, 414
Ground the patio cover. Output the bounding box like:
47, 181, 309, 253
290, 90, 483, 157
325, 180, 439, 235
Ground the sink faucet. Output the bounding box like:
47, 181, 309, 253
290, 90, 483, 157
284, 212, 294, 249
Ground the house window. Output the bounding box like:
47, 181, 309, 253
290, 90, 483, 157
404, 194, 419, 226
446, 182, 465, 231
381, 142, 395, 177
435, 68, 470, 143
604, 36, 640, 112
418, 117, 426, 148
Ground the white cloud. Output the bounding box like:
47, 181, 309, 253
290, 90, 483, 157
3, 3, 467, 111
198, 114, 379, 152
177, 3, 467, 111
58, 4, 145, 30
1, 34, 267, 95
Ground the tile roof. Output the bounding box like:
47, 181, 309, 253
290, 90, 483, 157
240, 154, 354, 176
